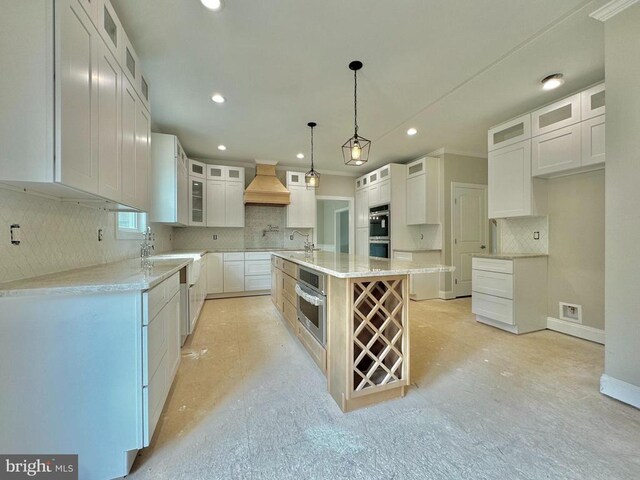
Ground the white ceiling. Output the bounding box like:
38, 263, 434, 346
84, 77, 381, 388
111, 0, 607, 174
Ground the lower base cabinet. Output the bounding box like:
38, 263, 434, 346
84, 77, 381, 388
471, 256, 547, 334
206, 252, 274, 297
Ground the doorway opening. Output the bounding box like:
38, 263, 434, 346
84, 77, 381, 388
316, 196, 354, 254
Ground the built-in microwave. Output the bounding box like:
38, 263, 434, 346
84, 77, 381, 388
369, 205, 390, 239
296, 267, 327, 346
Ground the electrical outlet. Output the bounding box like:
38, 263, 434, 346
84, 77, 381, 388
290, 235, 294, 240
97, 229, 103, 242
10, 224, 21, 245
213, 234, 218, 240
533, 231, 540, 240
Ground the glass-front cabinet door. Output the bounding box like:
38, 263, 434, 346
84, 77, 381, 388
189, 178, 206, 226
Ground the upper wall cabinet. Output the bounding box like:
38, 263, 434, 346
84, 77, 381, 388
581, 83, 605, 120
0, 0, 150, 211
406, 157, 440, 225
488, 114, 531, 152
205, 165, 245, 228
286, 171, 316, 229
189, 159, 206, 179
208, 165, 246, 184
531, 93, 581, 137
531, 123, 582, 176
150, 133, 189, 226
355, 174, 369, 190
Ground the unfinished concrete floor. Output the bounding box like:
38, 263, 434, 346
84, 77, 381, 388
128, 296, 640, 480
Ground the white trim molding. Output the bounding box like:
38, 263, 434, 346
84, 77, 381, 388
546, 316, 605, 344
439, 290, 456, 300
600, 374, 640, 409
590, 0, 640, 21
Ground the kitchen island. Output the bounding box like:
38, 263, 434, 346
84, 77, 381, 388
271, 251, 454, 412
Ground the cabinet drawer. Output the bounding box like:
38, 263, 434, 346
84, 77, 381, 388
472, 270, 513, 299
142, 351, 168, 446
146, 272, 180, 325
282, 274, 297, 305
393, 252, 413, 261
282, 260, 298, 278
272, 256, 285, 270
245, 252, 272, 261
283, 298, 298, 330
244, 275, 271, 291
245, 260, 271, 276
223, 252, 244, 261
472, 292, 514, 325
472, 258, 513, 274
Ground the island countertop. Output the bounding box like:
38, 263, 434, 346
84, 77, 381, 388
0, 257, 192, 297
271, 251, 454, 279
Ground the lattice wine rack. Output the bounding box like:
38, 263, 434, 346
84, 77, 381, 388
352, 277, 407, 394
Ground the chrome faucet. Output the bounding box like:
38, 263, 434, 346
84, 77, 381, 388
140, 226, 154, 268
291, 230, 314, 255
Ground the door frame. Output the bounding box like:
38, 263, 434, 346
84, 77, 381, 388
315, 196, 355, 255
450, 182, 488, 297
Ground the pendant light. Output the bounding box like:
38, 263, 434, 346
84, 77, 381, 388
342, 60, 371, 166
305, 122, 320, 189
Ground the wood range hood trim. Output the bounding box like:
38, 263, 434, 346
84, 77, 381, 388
244, 163, 291, 206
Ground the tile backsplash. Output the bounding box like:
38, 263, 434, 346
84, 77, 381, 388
173, 205, 312, 251
498, 216, 549, 254
0, 187, 173, 284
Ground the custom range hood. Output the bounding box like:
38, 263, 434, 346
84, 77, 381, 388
243, 162, 291, 206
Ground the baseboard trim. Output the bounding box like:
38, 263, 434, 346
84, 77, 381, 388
600, 374, 640, 409
439, 290, 456, 300
546, 316, 605, 344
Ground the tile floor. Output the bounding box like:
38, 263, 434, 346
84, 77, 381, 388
128, 297, 640, 480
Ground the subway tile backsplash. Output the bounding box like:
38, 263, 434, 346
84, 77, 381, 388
498, 216, 549, 254
172, 205, 312, 251
0, 187, 173, 284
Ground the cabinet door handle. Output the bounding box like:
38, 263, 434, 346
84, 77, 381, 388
481, 245, 486, 249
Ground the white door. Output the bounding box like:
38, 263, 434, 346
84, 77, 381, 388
206, 253, 223, 294
206, 180, 225, 226
223, 261, 245, 293
452, 184, 488, 297
225, 182, 245, 227
57, 0, 99, 194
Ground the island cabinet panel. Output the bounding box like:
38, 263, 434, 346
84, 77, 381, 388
328, 274, 410, 412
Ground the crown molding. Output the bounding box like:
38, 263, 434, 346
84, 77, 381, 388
590, 0, 639, 21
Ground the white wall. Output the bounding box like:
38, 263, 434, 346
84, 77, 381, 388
0, 187, 173, 284
602, 3, 640, 406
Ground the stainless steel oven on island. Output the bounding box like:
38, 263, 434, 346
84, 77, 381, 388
271, 251, 454, 412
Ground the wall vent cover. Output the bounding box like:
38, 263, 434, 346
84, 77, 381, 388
559, 302, 582, 324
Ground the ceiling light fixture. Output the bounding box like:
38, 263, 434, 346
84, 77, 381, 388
296, 153, 305, 159
541, 73, 564, 91
201, 0, 223, 11
211, 93, 225, 103
407, 128, 418, 136
217, 145, 226, 151
342, 61, 371, 166
305, 122, 320, 189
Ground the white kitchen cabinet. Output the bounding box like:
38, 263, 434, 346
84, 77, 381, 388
97, 0, 121, 59
406, 157, 440, 225
368, 183, 380, 206
488, 114, 531, 151
189, 177, 206, 226
121, 76, 138, 207
531, 123, 582, 177
96, 42, 122, 201
286, 174, 316, 228
582, 115, 606, 167
225, 182, 245, 227
206, 253, 224, 294
488, 140, 546, 219
393, 250, 440, 300
150, 133, 189, 225
244, 256, 272, 291
378, 180, 391, 205
532, 93, 581, 137
356, 227, 369, 257
77, 0, 99, 24
224, 261, 245, 293
189, 159, 206, 179
472, 256, 547, 334
581, 83, 605, 120
355, 188, 369, 228
355, 174, 369, 190
134, 102, 151, 211
206, 178, 245, 228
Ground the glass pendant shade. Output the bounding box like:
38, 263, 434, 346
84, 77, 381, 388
342, 60, 371, 166
305, 122, 320, 189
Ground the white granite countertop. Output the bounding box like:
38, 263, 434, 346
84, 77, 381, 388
473, 253, 549, 260
393, 248, 442, 253
272, 251, 454, 279
163, 248, 306, 255
0, 257, 191, 297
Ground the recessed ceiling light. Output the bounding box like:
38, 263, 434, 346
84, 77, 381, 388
217, 145, 226, 151
541, 73, 564, 91
407, 128, 418, 136
296, 153, 305, 159
201, 0, 223, 11
211, 93, 225, 104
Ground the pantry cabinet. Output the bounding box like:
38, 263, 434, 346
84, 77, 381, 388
0, 0, 151, 211
286, 171, 316, 228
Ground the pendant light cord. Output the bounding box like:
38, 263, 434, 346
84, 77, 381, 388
310, 125, 315, 170
353, 69, 358, 137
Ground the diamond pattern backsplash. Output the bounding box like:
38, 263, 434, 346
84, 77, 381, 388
173, 205, 312, 251
0, 187, 173, 284
498, 216, 549, 254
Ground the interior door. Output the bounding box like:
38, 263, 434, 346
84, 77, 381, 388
452, 184, 488, 297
